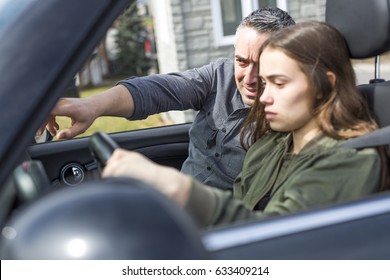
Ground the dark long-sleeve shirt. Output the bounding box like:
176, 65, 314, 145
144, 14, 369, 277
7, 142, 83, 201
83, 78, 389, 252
118, 58, 249, 190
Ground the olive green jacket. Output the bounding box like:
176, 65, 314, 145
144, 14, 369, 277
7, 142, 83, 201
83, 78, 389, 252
185, 132, 380, 227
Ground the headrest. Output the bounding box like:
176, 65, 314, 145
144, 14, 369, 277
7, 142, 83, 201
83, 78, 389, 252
326, 0, 390, 59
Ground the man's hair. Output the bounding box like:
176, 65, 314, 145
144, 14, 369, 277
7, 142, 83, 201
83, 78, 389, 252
237, 7, 295, 33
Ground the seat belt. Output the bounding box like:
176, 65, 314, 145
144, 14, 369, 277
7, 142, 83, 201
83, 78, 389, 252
340, 126, 390, 149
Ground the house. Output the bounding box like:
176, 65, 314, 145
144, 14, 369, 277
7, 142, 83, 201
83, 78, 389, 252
77, 0, 388, 122
148, 0, 326, 74
147, 0, 326, 122
77, 0, 327, 88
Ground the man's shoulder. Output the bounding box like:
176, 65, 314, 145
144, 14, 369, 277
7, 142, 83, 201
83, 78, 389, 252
204, 58, 235, 79
212, 57, 234, 68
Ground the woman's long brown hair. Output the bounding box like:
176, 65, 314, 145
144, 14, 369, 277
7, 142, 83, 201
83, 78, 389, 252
240, 21, 389, 191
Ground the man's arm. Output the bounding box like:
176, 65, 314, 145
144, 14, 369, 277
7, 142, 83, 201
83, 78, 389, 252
118, 59, 230, 120
45, 84, 133, 139
44, 59, 228, 139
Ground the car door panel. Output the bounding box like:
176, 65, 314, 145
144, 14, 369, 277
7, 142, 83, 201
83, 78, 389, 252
27, 123, 191, 184
203, 193, 390, 259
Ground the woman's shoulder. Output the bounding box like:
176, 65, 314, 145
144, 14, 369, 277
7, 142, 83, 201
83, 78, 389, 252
312, 134, 380, 164
250, 132, 288, 148
245, 132, 289, 159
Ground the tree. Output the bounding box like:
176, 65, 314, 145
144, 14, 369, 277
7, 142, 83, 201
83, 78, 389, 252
114, 2, 151, 76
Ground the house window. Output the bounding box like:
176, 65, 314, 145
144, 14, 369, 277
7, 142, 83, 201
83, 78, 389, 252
258, 0, 277, 8
220, 0, 242, 37
211, 0, 287, 46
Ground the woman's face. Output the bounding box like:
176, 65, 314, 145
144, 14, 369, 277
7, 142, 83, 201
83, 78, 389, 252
259, 47, 319, 135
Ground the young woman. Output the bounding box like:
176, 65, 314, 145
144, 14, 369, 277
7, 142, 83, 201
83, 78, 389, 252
102, 21, 388, 227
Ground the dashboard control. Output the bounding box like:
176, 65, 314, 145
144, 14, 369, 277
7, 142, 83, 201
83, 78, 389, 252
60, 163, 85, 186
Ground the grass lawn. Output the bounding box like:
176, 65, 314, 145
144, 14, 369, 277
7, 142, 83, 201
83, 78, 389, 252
54, 85, 166, 139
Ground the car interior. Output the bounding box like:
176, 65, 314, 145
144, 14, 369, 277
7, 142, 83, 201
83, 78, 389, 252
1, 0, 390, 259
22, 0, 390, 208
204, 0, 390, 259
25, 0, 390, 194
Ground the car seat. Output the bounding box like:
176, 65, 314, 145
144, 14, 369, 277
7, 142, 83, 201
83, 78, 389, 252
326, 0, 390, 150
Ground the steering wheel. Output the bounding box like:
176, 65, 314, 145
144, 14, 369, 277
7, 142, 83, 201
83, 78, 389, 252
1, 132, 209, 259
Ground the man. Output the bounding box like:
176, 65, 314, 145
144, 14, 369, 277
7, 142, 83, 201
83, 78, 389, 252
44, 7, 295, 190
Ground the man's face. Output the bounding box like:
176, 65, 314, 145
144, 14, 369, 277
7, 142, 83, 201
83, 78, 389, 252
234, 27, 270, 106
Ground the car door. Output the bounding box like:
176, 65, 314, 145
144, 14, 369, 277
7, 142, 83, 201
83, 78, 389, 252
202, 192, 390, 259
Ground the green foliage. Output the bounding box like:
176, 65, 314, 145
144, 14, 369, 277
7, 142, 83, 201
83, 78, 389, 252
114, 3, 151, 76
